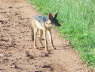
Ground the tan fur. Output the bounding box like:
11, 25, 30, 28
31, 17, 56, 52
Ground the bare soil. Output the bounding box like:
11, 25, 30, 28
0, 0, 94, 72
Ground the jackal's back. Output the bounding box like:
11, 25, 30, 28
31, 16, 50, 30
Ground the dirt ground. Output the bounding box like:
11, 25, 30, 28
0, 0, 94, 72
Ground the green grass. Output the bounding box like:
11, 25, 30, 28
29, 0, 95, 68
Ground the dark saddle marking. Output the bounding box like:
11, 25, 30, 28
34, 16, 48, 24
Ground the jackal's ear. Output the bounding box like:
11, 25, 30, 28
48, 13, 53, 19
54, 13, 58, 18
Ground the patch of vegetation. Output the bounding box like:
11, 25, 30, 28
29, 0, 95, 67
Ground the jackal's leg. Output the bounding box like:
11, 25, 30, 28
47, 30, 56, 49
31, 28, 34, 41
44, 30, 48, 52
39, 30, 43, 47
34, 28, 37, 49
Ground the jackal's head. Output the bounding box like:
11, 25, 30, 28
48, 13, 61, 26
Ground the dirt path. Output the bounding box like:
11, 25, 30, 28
0, 0, 93, 72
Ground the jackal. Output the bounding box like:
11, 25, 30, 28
31, 13, 60, 52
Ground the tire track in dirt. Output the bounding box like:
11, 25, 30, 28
0, 0, 94, 72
